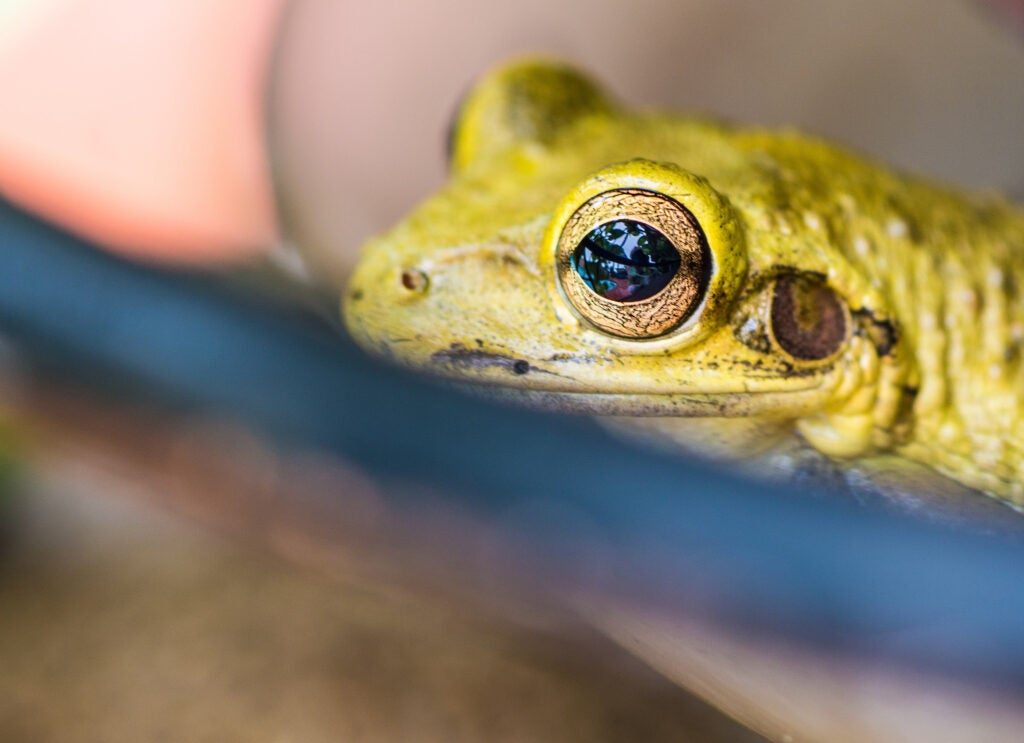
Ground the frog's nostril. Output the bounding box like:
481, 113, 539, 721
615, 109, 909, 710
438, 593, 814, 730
400, 268, 429, 293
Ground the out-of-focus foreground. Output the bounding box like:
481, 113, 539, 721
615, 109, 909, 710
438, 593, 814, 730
0, 474, 761, 742
0, 0, 1022, 741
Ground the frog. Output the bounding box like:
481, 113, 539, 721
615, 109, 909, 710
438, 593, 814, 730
343, 57, 1024, 515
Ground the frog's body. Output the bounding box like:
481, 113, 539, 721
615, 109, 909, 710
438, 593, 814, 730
345, 59, 1024, 507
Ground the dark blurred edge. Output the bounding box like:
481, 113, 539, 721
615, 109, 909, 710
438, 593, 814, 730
1, 199, 1023, 690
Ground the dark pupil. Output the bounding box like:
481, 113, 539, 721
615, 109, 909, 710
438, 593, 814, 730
570, 220, 680, 302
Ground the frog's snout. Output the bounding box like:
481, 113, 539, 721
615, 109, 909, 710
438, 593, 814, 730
344, 235, 564, 385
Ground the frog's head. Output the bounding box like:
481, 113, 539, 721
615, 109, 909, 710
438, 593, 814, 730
345, 59, 907, 459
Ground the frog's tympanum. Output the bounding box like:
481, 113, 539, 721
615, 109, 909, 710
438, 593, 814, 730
345, 59, 1024, 509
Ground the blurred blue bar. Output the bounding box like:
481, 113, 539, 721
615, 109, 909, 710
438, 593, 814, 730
1, 200, 1023, 688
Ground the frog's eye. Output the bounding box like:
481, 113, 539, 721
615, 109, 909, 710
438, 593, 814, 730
556, 189, 710, 339
769, 274, 848, 361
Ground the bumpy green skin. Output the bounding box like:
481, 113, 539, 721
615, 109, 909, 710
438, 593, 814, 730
345, 59, 1024, 507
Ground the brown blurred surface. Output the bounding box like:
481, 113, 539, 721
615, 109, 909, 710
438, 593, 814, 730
0, 479, 765, 743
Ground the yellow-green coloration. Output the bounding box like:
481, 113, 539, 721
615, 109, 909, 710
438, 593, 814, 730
345, 58, 1024, 507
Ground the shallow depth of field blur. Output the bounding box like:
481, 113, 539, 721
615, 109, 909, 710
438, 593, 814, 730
1, 0, 1023, 741
271, 0, 1024, 286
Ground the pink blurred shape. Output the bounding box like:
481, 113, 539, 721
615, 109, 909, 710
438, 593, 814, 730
0, 0, 285, 262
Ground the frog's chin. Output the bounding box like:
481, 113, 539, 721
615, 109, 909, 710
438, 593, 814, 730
446, 381, 832, 419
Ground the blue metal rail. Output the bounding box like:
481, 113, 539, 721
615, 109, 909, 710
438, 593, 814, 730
2, 200, 1023, 689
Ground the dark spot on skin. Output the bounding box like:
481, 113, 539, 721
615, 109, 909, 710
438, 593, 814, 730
891, 385, 920, 436
728, 354, 819, 379
851, 309, 899, 357
431, 343, 540, 377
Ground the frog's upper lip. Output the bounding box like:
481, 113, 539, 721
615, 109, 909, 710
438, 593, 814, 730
361, 330, 836, 418
426, 345, 828, 392
420, 357, 831, 417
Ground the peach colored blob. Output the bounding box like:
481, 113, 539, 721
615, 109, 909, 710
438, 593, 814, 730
0, 0, 285, 262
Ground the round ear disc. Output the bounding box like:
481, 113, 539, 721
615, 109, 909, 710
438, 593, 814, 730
770, 274, 848, 361
448, 58, 616, 174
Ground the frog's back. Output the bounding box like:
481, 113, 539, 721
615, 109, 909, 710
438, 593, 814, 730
723, 130, 1024, 498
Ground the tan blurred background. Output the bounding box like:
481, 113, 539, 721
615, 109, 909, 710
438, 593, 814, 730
3, 0, 1023, 741
270, 0, 1024, 285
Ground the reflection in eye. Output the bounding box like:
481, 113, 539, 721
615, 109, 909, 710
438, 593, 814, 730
556, 189, 710, 340
571, 220, 680, 302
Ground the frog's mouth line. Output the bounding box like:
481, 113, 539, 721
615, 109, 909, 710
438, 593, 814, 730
476, 386, 831, 418
424, 344, 834, 417
422, 364, 829, 419
430, 345, 574, 379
